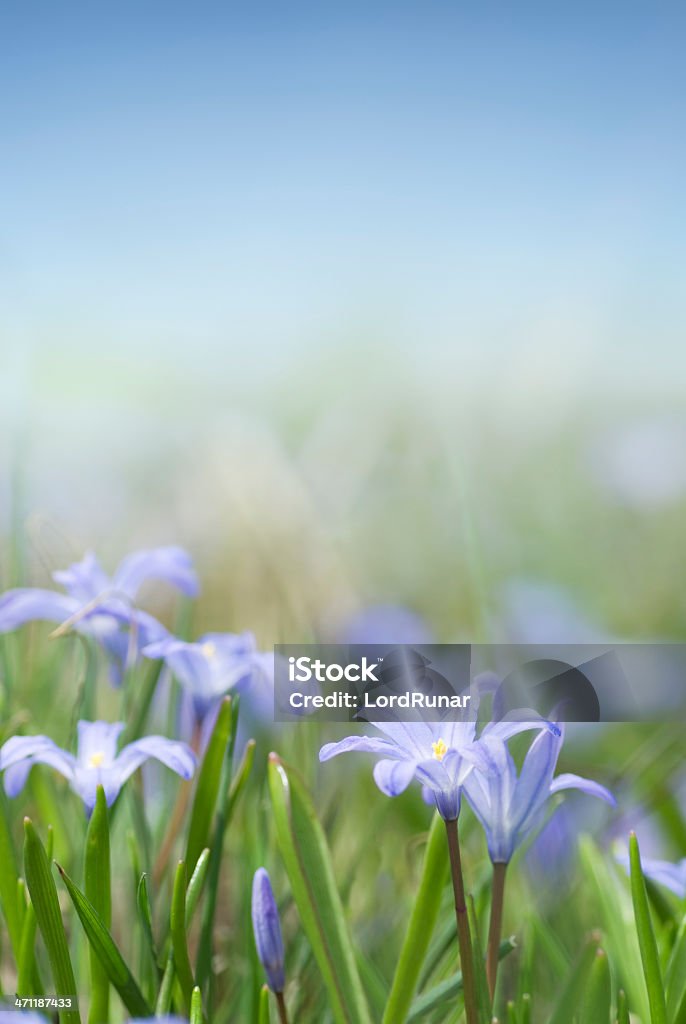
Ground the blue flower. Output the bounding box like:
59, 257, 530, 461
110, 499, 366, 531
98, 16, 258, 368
617, 851, 686, 898
0, 1014, 49, 1023
252, 867, 285, 992
463, 723, 615, 863
0, 547, 199, 684
143, 631, 272, 721
320, 709, 556, 822
0, 720, 196, 812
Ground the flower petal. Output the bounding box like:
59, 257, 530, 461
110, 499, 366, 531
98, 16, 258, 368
76, 721, 124, 766
508, 727, 563, 836
53, 552, 110, 602
0, 589, 79, 633
113, 736, 197, 789
373, 758, 417, 797
549, 772, 616, 807
0, 735, 75, 797
113, 546, 199, 599
319, 734, 403, 762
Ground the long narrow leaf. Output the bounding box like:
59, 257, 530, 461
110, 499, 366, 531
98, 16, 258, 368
0, 789, 21, 959
579, 948, 611, 1023
85, 786, 111, 1024
382, 813, 448, 1024
185, 697, 233, 876
547, 934, 601, 1024
268, 754, 372, 1024
57, 863, 151, 1017
171, 859, 195, 1013
407, 938, 516, 1022
23, 818, 81, 1024
629, 832, 668, 1024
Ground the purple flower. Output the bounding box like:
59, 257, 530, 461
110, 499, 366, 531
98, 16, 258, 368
0, 720, 196, 812
129, 1019, 188, 1023
251, 868, 285, 992
617, 851, 686, 898
0, 1015, 49, 1023
143, 631, 272, 721
0, 547, 199, 684
463, 723, 615, 863
320, 705, 556, 822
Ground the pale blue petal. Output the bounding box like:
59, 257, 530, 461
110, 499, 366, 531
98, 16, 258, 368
509, 728, 562, 837
53, 552, 110, 601
549, 772, 616, 806
76, 721, 124, 766
373, 758, 417, 797
0, 735, 75, 797
114, 736, 197, 788
113, 546, 199, 599
319, 735, 403, 762
371, 720, 434, 759
0, 589, 79, 632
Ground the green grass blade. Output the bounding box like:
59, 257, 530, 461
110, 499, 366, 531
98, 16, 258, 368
0, 789, 21, 960
616, 989, 630, 1024
406, 938, 516, 1022
666, 914, 686, 1020
258, 984, 271, 1024
468, 895, 491, 1022
185, 696, 233, 877
85, 786, 111, 1024
190, 984, 203, 1024
579, 948, 611, 1023
629, 832, 668, 1024
547, 934, 601, 1024
268, 753, 373, 1024
23, 818, 81, 1024
16, 894, 38, 995
185, 847, 210, 924
171, 859, 194, 1013
381, 813, 448, 1024
195, 701, 243, 993
136, 873, 159, 969
57, 863, 151, 1017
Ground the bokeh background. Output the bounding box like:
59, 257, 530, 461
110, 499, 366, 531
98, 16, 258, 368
2, 0, 686, 644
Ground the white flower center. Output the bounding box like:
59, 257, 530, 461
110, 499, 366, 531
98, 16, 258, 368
88, 751, 105, 768
202, 642, 217, 659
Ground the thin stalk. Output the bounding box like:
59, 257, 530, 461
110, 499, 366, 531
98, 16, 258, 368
444, 818, 478, 1024
487, 862, 507, 1000
275, 990, 290, 1024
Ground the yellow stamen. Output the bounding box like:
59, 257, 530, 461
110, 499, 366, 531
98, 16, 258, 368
88, 752, 105, 768
202, 642, 217, 659
432, 739, 448, 762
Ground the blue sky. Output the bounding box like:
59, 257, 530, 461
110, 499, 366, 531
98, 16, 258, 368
2, 2, 685, 405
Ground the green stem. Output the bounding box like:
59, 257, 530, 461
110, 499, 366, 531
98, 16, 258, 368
487, 862, 507, 1001
444, 818, 478, 1024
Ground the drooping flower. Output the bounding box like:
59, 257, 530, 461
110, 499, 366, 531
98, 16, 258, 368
0, 720, 196, 812
143, 631, 272, 721
463, 722, 615, 863
0, 546, 199, 683
616, 851, 686, 898
251, 868, 285, 993
319, 712, 556, 822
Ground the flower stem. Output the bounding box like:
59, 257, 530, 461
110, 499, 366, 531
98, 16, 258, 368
275, 991, 290, 1024
487, 862, 507, 1001
444, 817, 478, 1024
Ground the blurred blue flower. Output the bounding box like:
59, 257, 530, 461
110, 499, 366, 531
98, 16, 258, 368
143, 631, 272, 721
463, 722, 615, 863
0, 1014, 49, 1023
320, 697, 557, 821
617, 851, 686, 898
252, 867, 285, 992
336, 604, 434, 645
0, 720, 196, 812
0, 546, 199, 683
129, 1019, 188, 1023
